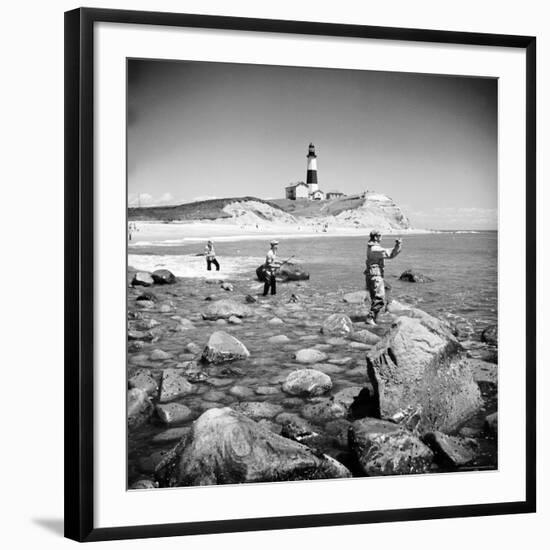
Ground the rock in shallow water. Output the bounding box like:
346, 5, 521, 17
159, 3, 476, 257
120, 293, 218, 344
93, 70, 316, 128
350, 418, 434, 476
343, 290, 368, 304
202, 299, 254, 320
321, 313, 354, 336
232, 401, 283, 419
159, 369, 195, 402
294, 348, 328, 364
399, 269, 434, 283
175, 408, 350, 485
152, 269, 176, 285
127, 388, 152, 429
481, 324, 498, 346
132, 272, 154, 287
201, 331, 250, 363
268, 334, 290, 345
282, 369, 332, 397
156, 403, 194, 424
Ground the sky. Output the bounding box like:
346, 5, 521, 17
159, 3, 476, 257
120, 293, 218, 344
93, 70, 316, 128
127, 59, 497, 230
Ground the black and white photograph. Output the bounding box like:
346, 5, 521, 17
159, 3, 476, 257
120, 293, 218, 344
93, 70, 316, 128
126, 59, 498, 489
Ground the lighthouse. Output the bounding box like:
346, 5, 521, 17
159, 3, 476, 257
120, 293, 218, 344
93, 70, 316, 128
306, 143, 319, 194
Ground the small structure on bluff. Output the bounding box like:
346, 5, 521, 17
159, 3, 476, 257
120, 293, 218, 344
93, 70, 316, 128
286, 143, 329, 201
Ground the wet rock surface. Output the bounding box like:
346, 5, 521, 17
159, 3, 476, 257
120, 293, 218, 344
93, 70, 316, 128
350, 418, 434, 475
173, 408, 349, 486
399, 269, 434, 283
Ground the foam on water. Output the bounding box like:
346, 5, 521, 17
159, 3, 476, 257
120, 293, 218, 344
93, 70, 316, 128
128, 253, 261, 280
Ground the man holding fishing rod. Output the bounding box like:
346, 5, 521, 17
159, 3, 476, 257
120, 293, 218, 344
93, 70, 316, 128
261, 240, 294, 297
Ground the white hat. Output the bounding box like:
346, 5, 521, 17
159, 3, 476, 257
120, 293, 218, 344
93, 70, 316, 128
270, 240, 279, 245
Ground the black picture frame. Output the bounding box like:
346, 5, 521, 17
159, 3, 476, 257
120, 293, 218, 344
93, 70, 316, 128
65, 7, 537, 543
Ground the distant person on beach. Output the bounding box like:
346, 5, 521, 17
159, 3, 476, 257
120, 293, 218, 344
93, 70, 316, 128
365, 230, 402, 325
205, 240, 220, 271
262, 240, 281, 296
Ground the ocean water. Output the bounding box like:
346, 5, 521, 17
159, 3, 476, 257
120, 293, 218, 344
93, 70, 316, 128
129, 231, 498, 338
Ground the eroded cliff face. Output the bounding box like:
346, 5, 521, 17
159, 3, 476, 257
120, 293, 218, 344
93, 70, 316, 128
222, 200, 298, 225
332, 193, 412, 231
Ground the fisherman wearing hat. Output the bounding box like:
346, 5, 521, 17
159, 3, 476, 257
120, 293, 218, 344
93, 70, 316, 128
262, 240, 281, 296
204, 239, 220, 271
365, 230, 402, 325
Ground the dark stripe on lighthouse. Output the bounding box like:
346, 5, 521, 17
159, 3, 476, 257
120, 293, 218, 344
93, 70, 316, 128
307, 170, 318, 184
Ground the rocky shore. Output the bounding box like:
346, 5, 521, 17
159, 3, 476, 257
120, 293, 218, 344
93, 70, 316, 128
127, 267, 498, 489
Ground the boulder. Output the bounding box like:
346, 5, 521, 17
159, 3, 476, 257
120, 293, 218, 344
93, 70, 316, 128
135, 300, 155, 310
228, 315, 242, 325
321, 313, 354, 336
268, 317, 284, 326
229, 385, 255, 399
365, 315, 482, 434
422, 431, 479, 467
201, 331, 250, 363
221, 282, 234, 291
202, 299, 254, 320
159, 369, 195, 403
349, 418, 434, 476
176, 318, 196, 330
278, 263, 310, 282
399, 269, 434, 283
343, 290, 368, 304
294, 348, 328, 364
132, 272, 154, 287
282, 369, 332, 397
481, 325, 498, 346
256, 263, 310, 282
156, 403, 193, 424
175, 408, 350, 485
152, 269, 176, 285
186, 342, 202, 355
127, 388, 152, 429
245, 294, 257, 303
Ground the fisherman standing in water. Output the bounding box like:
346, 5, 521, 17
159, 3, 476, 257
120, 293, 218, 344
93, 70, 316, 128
365, 230, 402, 325
205, 240, 220, 271
262, 240, 281, 296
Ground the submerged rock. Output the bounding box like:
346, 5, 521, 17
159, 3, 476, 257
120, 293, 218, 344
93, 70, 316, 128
175, 408, 350, 485
351, 329, 380, 345
301, 399, 347, 422
202, 299, 253, 321
150, 349, 171, 361
399, 269, 434, 283
343, 290, 368, 304
365, 314, 482, 434
349, 418, 434, 476
321, 313, 354, 336
268, 334, 290, 344
201, 331, 250, 363
282, 369, 333, 397
278, 263, 310, 281
152, 269, 176, 285
294, 348, 328, 364
220, 282, 234, 291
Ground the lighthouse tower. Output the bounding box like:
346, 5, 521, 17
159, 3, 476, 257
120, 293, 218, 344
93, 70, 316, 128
306, 143, 319, 194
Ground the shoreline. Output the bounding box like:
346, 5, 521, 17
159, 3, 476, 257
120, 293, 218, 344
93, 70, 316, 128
128, 220, 468, 248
